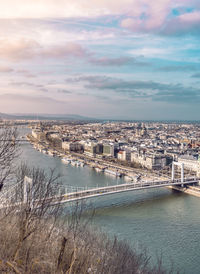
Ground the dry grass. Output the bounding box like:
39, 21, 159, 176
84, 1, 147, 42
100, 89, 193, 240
0, 209, 173, 274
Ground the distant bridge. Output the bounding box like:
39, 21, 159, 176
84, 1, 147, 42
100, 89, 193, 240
1, 176, 199, 209
57, 161, 199, 203
0, 162, 199, 209
0, 139, 29, 143
54, 176, 200, 204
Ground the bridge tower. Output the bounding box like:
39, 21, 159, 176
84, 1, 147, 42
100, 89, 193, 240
197, 156, 200, 179
23, 176, 33, 204
172, 162, 184, 184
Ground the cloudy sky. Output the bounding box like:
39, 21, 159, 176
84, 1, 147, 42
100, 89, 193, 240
0, 0, 200, 120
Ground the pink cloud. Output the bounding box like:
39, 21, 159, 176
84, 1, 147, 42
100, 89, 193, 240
179, 11, 200, 23
161, 11, 200, 35
0, 0, 143, 18
0, 66, 14, 73
121, 5, 200, 35
0, 39, 41, 61
0, 39, 88, 61
120, 0, 172, 32
0, 0, 199, 36
121, 18, 143, 32
0, 93, 67, 113
43, 42, 88, 58
15, 69, 37, 78
90, 56, 137, 66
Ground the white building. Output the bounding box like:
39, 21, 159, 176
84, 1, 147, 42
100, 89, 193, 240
62, 141, 83, 152
117, 150, 131, 162
178, 155, 200, 172
32, 130, 46, 141
131, 152, 166, 170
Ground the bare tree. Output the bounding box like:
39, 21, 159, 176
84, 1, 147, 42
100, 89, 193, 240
0, 165, 173, 274
10, 165, 63, 262
0, 125, 18, 191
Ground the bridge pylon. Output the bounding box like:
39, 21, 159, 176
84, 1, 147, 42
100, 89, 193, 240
172, 162, 184, 186
24, 176, 33, 204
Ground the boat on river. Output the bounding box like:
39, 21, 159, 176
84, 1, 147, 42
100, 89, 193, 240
71, 160, 77, 166
41, 148, 47, 154
62, 157, 71, 164
104, 169, 122, 177
95, 167, 104, 173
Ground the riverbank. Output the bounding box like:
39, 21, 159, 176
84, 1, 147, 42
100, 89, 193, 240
170, 185, 200, 197
26, 134, 157, 183
27, 133, 200, 198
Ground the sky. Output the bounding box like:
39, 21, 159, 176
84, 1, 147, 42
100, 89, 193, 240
0, 0, 200, 120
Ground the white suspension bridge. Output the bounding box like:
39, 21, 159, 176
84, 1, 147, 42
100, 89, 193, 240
0, 162, 199, 209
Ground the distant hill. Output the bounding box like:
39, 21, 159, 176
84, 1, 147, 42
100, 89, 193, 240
0, 113, 99, 121
1, 113, 198, 123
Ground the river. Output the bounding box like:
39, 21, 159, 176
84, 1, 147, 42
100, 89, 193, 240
18, 127, 200, 273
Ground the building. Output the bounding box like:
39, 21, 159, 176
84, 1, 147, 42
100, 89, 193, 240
32, 129, 46, 141
84, 142, 97, 157
95, 143, 103, 154
103, 143, 115, 157
117, 150, 126, 161
117, 150, 131, 162
131, 151, 166, 170
62, 141, 83, 152
178, 155, 200, 172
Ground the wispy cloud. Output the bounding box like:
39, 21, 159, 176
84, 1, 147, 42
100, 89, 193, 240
1, 1, 200, 35
0, 1, 199, 119
9, 81, 44, 90
89, 56, 149, 67
0, 39, 88, 61
0, 93, 65, 103
160, 64, 200, 72
15, 69, 37, 78
0, 39, 40, 61
0, 66, 14, 73
191, 73, 200, 78
0, 36, 150, 70
68, 75, 200, 103
57, 89, 72, 94
0, 93, 68, 113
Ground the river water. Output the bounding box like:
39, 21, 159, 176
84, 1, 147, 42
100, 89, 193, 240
18, 127, 200, 273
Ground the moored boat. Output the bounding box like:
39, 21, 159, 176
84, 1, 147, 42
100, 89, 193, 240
95, 167, 103, 173
104, 169, 122, 177
62, 157, 71, 164
71, 160, 77, 166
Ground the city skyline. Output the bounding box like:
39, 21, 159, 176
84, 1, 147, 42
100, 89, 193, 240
0, 0, 200, 120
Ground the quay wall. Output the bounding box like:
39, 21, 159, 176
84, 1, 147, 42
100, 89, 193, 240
169, 185, 200, 198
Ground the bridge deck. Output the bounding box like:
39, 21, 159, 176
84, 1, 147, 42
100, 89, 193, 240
0, 177, 199, 209
56, 177, 200, 204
